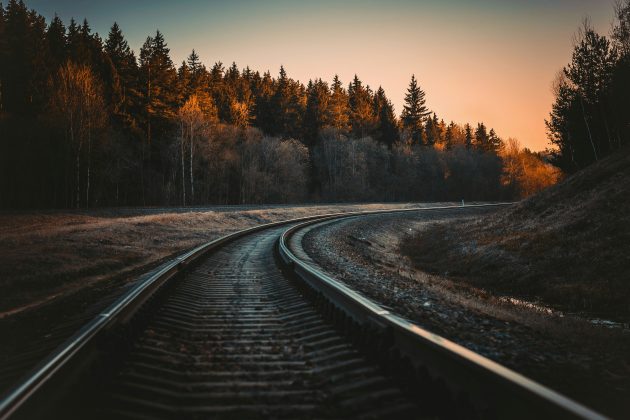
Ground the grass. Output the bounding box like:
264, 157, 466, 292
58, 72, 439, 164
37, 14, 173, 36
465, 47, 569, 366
0, 203, 423, 317
400, 146, 630, 321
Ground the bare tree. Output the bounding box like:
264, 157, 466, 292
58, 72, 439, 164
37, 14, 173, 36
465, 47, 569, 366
178, 95, 206, 204
49, 61, 105, 208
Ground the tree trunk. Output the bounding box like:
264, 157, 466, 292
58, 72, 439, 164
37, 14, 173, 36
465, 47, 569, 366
86, 121, 91, 209
190, 121, 194, 204
76, 142, 81, 209
181, 121, 186, 206
71, 111, 82, 209
116, 158, 120, 205
599, 103, 613, 152
141, 142, 146, 206
144, 68, 151, 206
580, 96, 598, 162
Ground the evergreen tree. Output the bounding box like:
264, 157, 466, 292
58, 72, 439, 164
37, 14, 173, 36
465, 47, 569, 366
271, 65, 304, 138
610, 1, 630, 152
25, 8, 49, 111
424, 113, 441, 146
445, 122, 455, 150
3, 0, 37, 113
565, 25, 615, 106
464, 123, 474, 149
105, 22, 139, 122
348, 74, 374, 138
187, 49, 203, 86
437, 118, 447, 145
66, 17, 79, 59
488, 128, 503, 153
373, 86, 398, 147
254, 70, 275, 134
303, 78, 330, 146
177, 60, 191, 101
138, 30, 178, 144
269, 65, 288, 136
208, 61, 229, 121
1, 0, 563, 208
401, 74, 430, 144
475, 122, 489, 151
547, 21, 620, 171
45, 14, 66, 71
68, 19, 105, 72
326, 74, 350, 132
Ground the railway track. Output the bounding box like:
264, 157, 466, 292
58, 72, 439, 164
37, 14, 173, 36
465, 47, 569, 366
0, 205, 606, 419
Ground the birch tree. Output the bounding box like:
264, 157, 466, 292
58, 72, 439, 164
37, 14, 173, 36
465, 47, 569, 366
50, 61, 105, 208
178, 94, 207, 204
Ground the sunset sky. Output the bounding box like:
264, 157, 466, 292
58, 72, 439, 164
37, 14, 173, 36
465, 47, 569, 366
29, 0, 614, 151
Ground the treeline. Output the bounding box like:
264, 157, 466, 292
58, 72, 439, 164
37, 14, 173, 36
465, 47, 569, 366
0, 0, 557, 208
547, 2, 630, 172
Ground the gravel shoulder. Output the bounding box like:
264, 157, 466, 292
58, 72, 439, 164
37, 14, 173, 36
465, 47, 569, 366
300, 208, 630, 418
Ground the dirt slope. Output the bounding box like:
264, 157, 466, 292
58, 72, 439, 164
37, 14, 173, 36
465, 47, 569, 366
402, 146, 630, 320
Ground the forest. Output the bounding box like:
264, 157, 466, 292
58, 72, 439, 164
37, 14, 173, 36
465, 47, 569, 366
6, 0, 625, 208
547, 6, 630, 173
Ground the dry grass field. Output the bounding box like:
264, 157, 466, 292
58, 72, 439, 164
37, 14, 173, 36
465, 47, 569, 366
0, 203, 423, 318
401, 146, 630, 321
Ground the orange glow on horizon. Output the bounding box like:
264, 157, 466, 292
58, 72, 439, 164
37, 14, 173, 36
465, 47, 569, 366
30, 0, 615, 151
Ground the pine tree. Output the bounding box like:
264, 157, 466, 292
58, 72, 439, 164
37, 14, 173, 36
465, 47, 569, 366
613, 0, 630, 54
208, 61, 229, 121
475, 122, 489, 151
565, 24, 615, 106
139, 30, 178, 144
488, 128, 503, 153
26, 8, 49, 111
272, 65, 304, 138
177, 60, 191, 101
3, 0, 41, 113
326, 74, 350, 132
464, 123, 473, 149
46, 14, 66, 71
401, 74, 430, 144
68, 19, 105, 71
303, 78, 330, 146
546, 20, 619, 172
187, 50, 202, 80
564, 23, 616, 161
270, 65, 289, 136
445, 122, 455, 150
373, 86, 398, 147
424, 113, 441, 146
105, 22, 139, 122
610, 2, 630, 154
254, 70, 275, 134
66, 17, 79, 60
348, 74, 374, 138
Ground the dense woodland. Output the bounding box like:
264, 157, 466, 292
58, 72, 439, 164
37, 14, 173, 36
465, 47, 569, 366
547, 3, 630, 172
0, 1, 575, 208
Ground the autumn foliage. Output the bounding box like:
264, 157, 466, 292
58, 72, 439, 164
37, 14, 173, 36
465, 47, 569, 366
0, 0, 561, 208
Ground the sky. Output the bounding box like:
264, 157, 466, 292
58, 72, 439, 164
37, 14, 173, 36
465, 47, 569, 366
27, 0, 616, 151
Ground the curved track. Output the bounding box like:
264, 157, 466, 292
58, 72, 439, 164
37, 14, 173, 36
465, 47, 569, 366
0, 205, 605, 420
90, 224, 418, 418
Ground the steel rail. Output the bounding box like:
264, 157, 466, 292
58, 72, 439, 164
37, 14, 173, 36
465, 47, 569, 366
0, 211, 353, 419
278, 208, 607, 420
0, 203, 508, 419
